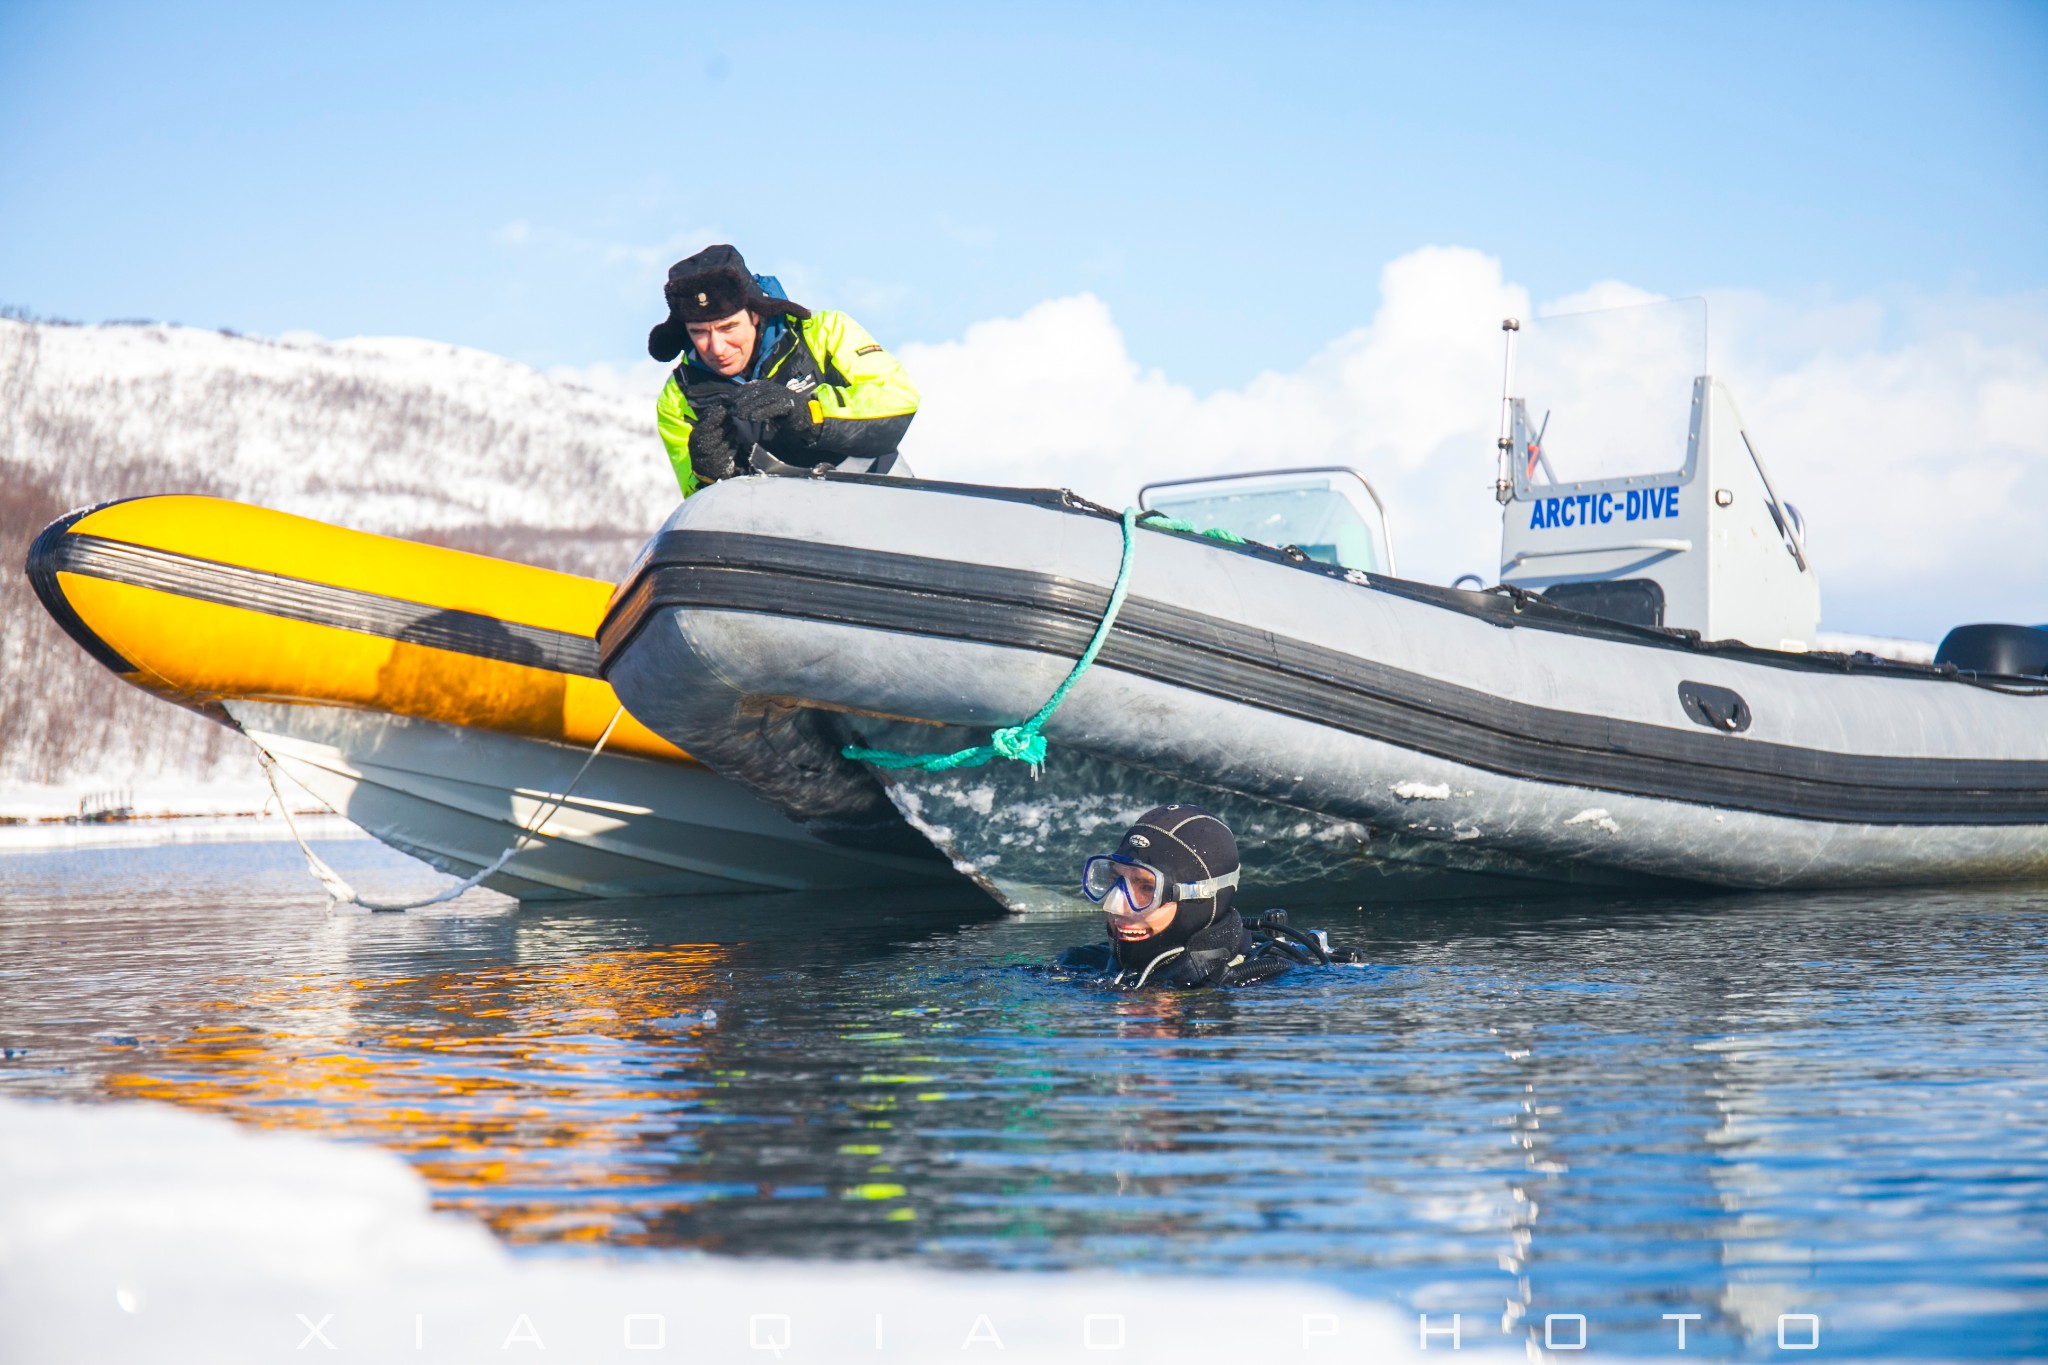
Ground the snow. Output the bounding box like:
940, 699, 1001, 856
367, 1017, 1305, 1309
1564, 808, 1622, 835
0, 776, 293, 823
0, 810, 364, 854
1391, 781, 1451, 801
0, 1096, 1443, 1364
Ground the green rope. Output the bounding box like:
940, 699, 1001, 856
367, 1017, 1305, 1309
839, 507, 1244, 772
1133, 513, 1246, 544
839, 507, 1129, 771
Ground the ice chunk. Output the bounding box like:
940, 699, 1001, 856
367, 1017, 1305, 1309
1392, 781, 1451, 801
0, 1095, 1412, 1364
1565, 808, 1622, 834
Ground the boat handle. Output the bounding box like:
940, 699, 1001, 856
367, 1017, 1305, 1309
1509, 539, 1692, 567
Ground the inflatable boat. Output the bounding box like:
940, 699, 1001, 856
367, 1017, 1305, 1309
600, 370, 2048, 909
27, 496, 949, 898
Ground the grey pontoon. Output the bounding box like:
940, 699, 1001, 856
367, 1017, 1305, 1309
600, 308, 2048, 909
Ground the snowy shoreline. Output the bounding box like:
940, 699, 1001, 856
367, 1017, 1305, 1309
0, 784, 365, 852
0, 1096, 1436, 1364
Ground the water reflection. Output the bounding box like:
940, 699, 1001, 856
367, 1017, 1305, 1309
1, 841, 2044, 1359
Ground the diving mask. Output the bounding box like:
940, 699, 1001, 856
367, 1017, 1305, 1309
1080, 853, 1239, 913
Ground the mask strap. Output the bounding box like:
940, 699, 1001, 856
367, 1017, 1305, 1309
1170, 867, 1240, 902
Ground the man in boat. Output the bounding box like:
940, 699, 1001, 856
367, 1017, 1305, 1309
1057, 805, 1360, 989
646, 244, 921, 497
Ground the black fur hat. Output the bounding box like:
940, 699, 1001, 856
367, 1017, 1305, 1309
647, 244, 811, 362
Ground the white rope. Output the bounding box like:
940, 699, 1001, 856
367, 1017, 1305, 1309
257, 706, 626, 913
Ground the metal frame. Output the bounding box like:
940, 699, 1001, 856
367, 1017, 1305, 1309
1138, 466, 1398, 577
1507, 391, 1701, 502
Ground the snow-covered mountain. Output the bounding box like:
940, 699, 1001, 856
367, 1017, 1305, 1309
0, 317, 678, 804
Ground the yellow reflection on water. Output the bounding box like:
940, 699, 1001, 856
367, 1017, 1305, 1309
104, 946, 734, 1245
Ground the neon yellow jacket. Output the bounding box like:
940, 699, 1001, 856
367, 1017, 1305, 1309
655, 310, 919, 497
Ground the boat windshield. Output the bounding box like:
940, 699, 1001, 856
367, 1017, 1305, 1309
1515, 297, 1705, 486
1140, 469, 1392, 575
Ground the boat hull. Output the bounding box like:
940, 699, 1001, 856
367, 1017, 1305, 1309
601, 475, 2048, 908
231, 701, 942, 899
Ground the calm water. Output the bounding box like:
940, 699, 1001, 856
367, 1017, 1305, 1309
2, 838, 2045, 1359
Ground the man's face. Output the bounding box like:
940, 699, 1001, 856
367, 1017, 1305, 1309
686, 309, 759, 377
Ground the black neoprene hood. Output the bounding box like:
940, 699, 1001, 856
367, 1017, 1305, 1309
1109, 804, 1241, 967
1114, 804, 1239, 889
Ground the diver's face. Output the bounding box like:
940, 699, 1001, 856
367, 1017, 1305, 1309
1106, 887, 1177, 942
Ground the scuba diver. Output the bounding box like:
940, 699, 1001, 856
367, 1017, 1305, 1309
1056, 804, 1363, 990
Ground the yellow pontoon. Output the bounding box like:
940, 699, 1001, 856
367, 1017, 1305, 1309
28, 495, 948, 898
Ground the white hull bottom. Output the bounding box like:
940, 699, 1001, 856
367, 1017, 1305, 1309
862, 726, 1674, 914
223, 701, 953, 900
852, 708, 2048, 913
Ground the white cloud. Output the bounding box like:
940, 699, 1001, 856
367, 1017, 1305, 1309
898, 248, 2048, 636
489, 220, 732, 309
898, 247, 1528, 588
602, 230, 713, 273
1719, 297, 2048, 608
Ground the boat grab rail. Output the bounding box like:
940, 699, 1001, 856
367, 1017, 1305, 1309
1508, 539, 1692, 568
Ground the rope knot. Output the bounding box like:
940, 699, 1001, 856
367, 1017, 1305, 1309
841, 506, 1142, 773
990, 725, 1047, 765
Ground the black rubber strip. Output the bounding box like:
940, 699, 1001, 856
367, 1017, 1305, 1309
601, 533, 2048, 826
34, 531, 602, 678
25, 506, 139, 674
733, 472, 2048, 685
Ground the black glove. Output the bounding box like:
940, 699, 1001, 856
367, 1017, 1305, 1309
687, 404, 742, 483
732, 380, 818, 443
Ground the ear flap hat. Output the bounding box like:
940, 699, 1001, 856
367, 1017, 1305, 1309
647, 244, 811, 362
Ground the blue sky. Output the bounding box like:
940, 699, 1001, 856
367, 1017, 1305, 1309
5, 1, 2046, 636
3, 1, 2044, 391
